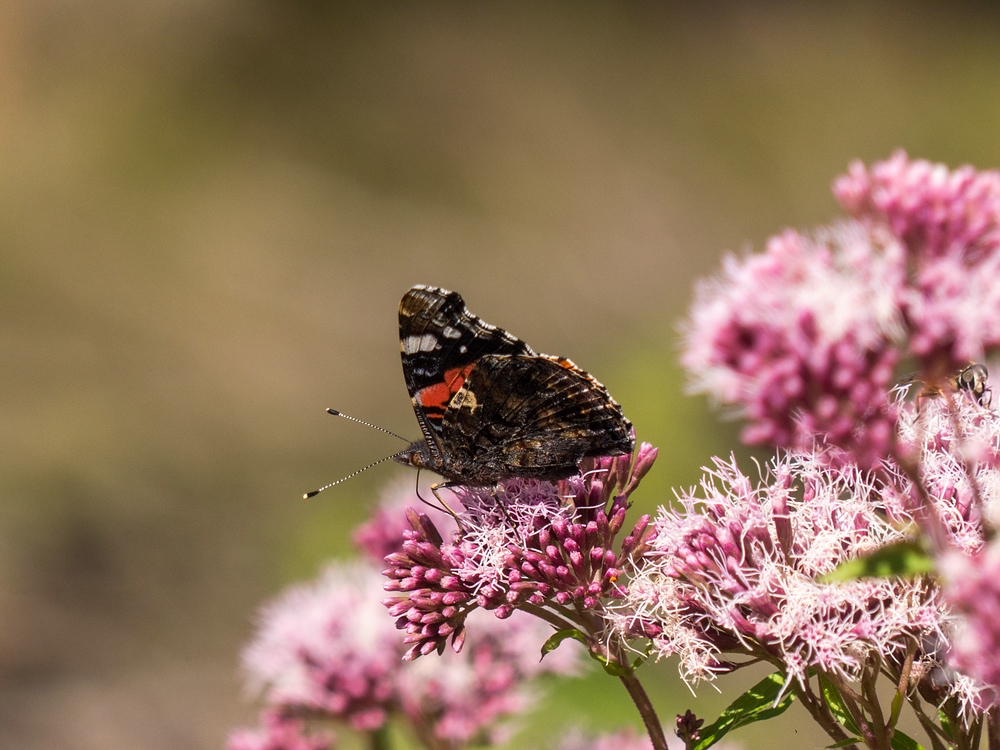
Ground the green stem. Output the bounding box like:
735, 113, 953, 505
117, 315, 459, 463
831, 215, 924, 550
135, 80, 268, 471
791, 679, 858, 749
369, 725, 392, 750
617, 669, 669, 750
519, 602, 582, 633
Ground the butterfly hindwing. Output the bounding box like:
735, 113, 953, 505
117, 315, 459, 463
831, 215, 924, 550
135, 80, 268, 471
442, 354, 633, 482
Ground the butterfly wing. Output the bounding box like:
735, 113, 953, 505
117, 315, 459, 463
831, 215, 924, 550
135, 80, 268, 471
441, 354, 634, 482
399, 286, 533, 465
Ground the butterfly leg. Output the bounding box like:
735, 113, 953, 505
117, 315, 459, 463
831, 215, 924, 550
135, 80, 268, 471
409, 469, 457, 517
489, 484, 515, 527
429, 482, 467, 531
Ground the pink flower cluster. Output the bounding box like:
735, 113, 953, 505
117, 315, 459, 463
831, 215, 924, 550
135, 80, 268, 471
941, 544, 1000, 702
227, 712, 331, 750
834, 151, 1000, 264
228, 491, 582, 749
683, 224, 903, 465
621, 450, 957, 695
684, 152, 1000, 465
889, 378, 1000, 553
382, 444, 658, 659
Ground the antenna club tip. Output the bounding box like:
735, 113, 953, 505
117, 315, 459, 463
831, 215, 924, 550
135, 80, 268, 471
326, 408, 340, 415
304, 491, 318, 499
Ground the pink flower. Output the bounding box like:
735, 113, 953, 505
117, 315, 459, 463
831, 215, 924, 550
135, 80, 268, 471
941, 544, 1000, 704
686, 153, 1000, 462
624, 452, 950, 690
836, 151, 1000, 370
226, 712, 332, 750
682, 223, 903, 466
242, 563, 402, 731
834, 150, 1000, 264
383, 443, 659, 659
238, 504, 584, 746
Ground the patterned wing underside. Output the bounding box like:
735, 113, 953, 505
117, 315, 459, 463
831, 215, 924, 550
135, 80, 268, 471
399, 286, 533, 460
442, 355, 633, 481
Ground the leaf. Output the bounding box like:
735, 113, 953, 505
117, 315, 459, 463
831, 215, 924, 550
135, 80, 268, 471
889, 729, 925, 750
827, 737, 864, 750
888, 688, 905, 730
826, 739, 862, 748
819, 540, 935, 583
818, 674, 860, 735
818, 675, 925, 750
541, 629, 588, 658
692, 672, 796, 750
591, 651, 632, 676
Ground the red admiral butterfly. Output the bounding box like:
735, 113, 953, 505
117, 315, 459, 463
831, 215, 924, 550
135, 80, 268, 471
392, 285, 634, 486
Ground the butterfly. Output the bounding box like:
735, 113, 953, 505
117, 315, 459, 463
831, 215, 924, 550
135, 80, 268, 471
392, 285, 634, 486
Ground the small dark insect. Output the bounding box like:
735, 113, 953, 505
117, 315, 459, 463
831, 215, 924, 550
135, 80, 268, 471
955, 363, 991, 407
902, 363, 992, 408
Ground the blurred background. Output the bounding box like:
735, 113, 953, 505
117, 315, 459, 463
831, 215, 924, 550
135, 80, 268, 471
3, 2, 1000, 748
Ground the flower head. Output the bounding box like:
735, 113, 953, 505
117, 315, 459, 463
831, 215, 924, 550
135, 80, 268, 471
685, 153, 1000, 462
238, 507, 583, 746
383, 443, 659, 659
623, 452, 950, 689
682, 223, 904, 466
242, 563, 402, 730
226, 711, 332, 750
834, 150, 1000, 264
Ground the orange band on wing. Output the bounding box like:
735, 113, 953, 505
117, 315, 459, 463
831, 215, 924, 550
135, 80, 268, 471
418, 363, 475, 412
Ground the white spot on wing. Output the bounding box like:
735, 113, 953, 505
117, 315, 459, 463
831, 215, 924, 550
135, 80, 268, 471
402, 334, 440, 354
441, 326, 462, 339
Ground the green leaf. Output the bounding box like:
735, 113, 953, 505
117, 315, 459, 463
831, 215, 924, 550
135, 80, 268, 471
937, 708, 954, 737
819, 540, 935, 583
889, 729, 925, 750
591, 651, 632, 676
888, 688, 905, 730
692, 672, 796, 750
541, 629, 587, 658
818, 674, 860, 735
818, 675, 925, 750
826, 739, 863, 748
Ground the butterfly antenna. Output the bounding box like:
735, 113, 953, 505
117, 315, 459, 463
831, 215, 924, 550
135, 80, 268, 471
303, 451, 405, 499
326, 408, 410, 443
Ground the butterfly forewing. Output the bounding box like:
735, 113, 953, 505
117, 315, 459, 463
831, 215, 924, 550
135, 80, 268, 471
399, 286, 533, 455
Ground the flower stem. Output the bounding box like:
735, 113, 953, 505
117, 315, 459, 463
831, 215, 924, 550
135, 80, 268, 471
617, 670, 668, 750
369, 726, 392, 750
988, 705, 1000, 750
791, 679, 858, 749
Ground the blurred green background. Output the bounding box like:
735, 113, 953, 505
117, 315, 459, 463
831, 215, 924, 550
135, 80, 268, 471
3, 2, 1000, 748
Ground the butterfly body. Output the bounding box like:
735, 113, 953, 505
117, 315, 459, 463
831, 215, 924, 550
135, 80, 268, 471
393, 285, 634, 486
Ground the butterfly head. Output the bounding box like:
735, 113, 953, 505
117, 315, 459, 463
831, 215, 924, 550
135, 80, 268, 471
393, 439, 440, 473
